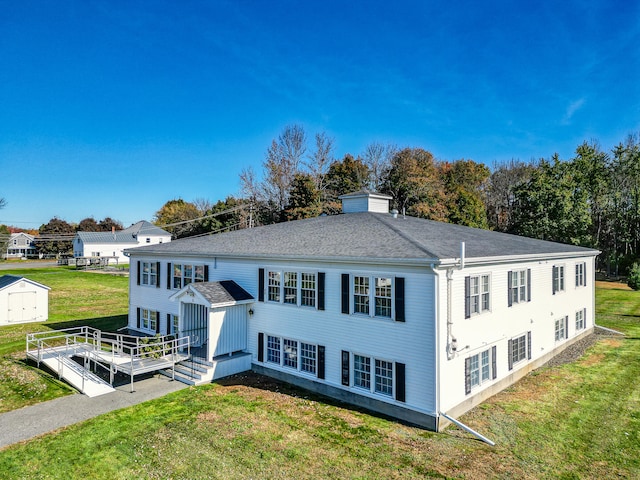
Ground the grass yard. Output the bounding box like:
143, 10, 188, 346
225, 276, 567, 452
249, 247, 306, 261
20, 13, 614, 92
0, 277, 638, 478
0, 267, 128, 412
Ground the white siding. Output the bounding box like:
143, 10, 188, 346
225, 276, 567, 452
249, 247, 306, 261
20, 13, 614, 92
129, 254, 438, 416
210, 305, 247, 357
437, 255, 597, 414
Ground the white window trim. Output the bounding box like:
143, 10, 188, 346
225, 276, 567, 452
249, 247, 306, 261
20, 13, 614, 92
468, 273, 491, 316
265, 269, 318, 308
510, 270, 528, 305
553, 264, 566, 294
172, 263, 206, 290
468, 348, 493, 390
350, 274, 394, 319
575, 263, 586, 287
141, 308, 157, 332
264, 334, 319, 377
575, 308, 586, 331
140, 261, 158, 287
511, 333, 528, 366
351, 352, 394, 398
554, 316, 567, 342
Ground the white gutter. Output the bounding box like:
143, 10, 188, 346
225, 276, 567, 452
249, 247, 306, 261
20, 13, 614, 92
440, 412, 495, 446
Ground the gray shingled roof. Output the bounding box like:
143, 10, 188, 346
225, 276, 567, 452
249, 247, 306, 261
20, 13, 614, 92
122, 221, 171, 237
126, 212, 598, 265
191, 280, 254, 305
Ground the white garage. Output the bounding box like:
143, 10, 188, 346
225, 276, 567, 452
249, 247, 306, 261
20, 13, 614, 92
0, 275, 50, 325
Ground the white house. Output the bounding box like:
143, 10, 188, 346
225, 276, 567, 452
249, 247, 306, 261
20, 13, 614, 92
4, 232, 37, 259
124, 192, 598, 431
0, 275, 50, 325
74, 221, 171, 264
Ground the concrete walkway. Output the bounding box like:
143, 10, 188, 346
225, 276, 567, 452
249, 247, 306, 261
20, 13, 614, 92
0, 374, 188, 449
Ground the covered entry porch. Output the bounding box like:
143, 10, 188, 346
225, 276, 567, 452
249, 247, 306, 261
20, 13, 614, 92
170, 280, 254, 381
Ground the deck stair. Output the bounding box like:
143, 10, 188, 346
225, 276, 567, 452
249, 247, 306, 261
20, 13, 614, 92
26, 327, 191, 396
160, 357, 215, 385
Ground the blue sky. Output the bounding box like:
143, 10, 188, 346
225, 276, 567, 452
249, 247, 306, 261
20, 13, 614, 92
1, 0, 638, 229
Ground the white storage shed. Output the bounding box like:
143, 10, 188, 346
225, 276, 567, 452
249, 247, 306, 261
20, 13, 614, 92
0, 275, 50, 325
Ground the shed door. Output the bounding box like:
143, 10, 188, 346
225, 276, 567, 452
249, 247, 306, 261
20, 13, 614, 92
8, 291, 37, 322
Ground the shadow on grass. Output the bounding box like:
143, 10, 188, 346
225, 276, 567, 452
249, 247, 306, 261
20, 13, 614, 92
216, 371, 441, 437
46, 315, 128, 333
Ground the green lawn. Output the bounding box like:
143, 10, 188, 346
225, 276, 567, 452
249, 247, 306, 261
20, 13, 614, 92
0, 267, 128, 412
0, 277, 638, 478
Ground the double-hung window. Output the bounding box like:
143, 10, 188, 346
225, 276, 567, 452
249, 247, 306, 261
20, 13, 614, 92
353, 354, 394, 397
508, 269, 530, 306
141, 309, 157, 332
555, 316, 568, 341
266, 270, 317, 307
575, 308, 586, 330
141, 262, 158, 286
575, 263, 586, 287
265, 335, 319, 376
465, 274, 490, 317
172, 264, 206, 289
508, 332, 531, 370
466, 348, 495, 394
352, 275, 393, 318
552, 265, 565, 294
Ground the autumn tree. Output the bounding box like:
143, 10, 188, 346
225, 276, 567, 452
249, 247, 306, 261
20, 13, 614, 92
98, 217, 123, 232
77, 217, 100, 231
37, 217, 74, 256
154, 199, 201, 238
382, 148, 447, 220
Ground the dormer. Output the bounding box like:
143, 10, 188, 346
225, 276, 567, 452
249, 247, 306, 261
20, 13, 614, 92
338, 191, 392, 214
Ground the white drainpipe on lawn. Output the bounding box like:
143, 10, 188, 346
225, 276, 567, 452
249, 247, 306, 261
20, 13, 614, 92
440, 412, 495, 446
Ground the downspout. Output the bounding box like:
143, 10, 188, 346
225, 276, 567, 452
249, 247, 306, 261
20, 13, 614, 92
446, 242, 465, 360
432, 265, 441, 429
440, 412, 495, 446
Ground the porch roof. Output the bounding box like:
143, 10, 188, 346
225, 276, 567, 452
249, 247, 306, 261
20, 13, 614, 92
169, 280, 254, 307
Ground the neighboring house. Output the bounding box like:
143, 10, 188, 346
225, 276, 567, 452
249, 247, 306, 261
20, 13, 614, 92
0, 275, 50, 325
73, 221, 171, 264
4, 233, 37, 259
125, 192, 598, 431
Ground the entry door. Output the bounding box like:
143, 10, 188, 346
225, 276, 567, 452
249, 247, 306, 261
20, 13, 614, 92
181, 303, 209, 358
8, 291, 37, 322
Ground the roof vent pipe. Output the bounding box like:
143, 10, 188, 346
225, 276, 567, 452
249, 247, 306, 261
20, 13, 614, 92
460, 242, 465, 270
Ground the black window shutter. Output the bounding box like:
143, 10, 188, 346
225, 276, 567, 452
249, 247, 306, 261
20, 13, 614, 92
317, 345, 325, 379
583, 307, 587, 326
156, 312, 161, 333
464, 276, 471, 318
395, 362, 406, 402
395, 277, 405, 322
317, 272, 325, 311
341, 350, 350, 386
137, 261, 141, 285
136, 307, 141, 329
491, 345, 497, 379
552, 266, 557, 295
341, 274, 350, 314
156, 262, 161, 288
584, 262, 587, 286
508, 339, 513, 370
465, 357, 472, 395
257, 332, 264, 362
527, 269, 532, 302
565, 316, 569, 339
204, 264, 209, 281
527, 331, 532, 360
167, 263, 172, 290
507, 271, 513, 307
166, 313, 171, 334
258, 268, 265, 302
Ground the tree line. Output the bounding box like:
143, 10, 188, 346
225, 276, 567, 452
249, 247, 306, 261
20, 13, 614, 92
3, 126, 639, 275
